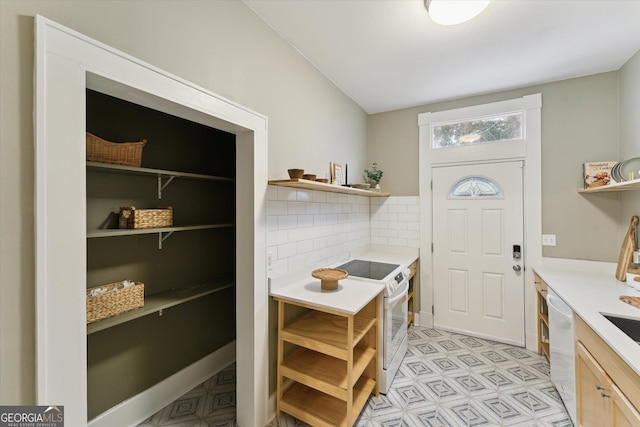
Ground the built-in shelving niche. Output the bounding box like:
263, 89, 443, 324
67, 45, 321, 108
86, 89, 236, 419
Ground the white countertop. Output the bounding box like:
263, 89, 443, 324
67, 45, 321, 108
270, 277, 385, 315
534, 266, 640, 376
269, 247, 418, 315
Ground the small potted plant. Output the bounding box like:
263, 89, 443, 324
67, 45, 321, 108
365, 162, 383, 191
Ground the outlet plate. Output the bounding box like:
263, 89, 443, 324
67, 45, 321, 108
542, 234, 556, 247
267, 252, 273, 270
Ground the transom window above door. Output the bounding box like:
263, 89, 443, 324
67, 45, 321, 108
448, 176, 503, 199
431, 111, 523, 149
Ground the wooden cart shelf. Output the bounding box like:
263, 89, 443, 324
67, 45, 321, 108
87, 279, 234, 334
281, 311, 376, 360
269, 178, 390, 197
275, 295, 380, 427
280, 377, 376, 427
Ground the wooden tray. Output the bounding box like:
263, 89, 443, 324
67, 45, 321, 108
620, 295, 640, 310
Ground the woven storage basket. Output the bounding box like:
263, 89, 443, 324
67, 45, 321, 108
86, 132, 147, 167
119, 206, 173, 229
86, 281, 144, 323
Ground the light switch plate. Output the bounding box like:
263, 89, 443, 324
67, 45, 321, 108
542, 234, 556, 247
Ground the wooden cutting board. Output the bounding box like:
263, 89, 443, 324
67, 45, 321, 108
616, 216, 639, 281
620, 295, 640, 310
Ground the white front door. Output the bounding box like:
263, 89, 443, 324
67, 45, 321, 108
432, 161, 525, 346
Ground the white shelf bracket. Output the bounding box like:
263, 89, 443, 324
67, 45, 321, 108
157, 174, 177, 199
158, 231, 175, 249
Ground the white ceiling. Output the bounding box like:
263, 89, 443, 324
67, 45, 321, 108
244, 0, 640, 114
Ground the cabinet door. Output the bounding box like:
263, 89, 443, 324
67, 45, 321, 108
610, 381, 640, 427
576, 342, 611, 427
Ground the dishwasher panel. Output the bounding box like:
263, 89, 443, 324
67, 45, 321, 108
547, 287, 576, 425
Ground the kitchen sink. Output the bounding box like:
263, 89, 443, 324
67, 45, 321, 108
603, 314, 640, 344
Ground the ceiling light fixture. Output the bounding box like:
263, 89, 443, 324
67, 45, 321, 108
425, 0, 490, 26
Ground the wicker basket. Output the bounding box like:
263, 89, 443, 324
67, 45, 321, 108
86, 281, 144, 323
86, 132, 147, 167
119, 206, 173, 229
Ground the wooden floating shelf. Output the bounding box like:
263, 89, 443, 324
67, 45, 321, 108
269, 179, 390, 197
87, 280, 234, 334
578, 179, 640, 193
87, 223, 235, 239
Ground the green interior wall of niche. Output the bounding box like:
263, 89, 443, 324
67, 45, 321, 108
86, 89, 236, 420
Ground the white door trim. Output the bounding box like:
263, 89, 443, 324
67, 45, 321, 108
35, 16, 268, 426
418, 94, 542, 351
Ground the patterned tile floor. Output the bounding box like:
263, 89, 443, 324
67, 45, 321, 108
138, 326, 572, 426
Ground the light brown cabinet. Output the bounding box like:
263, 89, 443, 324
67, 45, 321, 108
408, 261, 417, 326
275, 295, 380, 427
575, 315, 640, 427
534, 274, 549, 359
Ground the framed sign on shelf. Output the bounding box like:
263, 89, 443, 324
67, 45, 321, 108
330, 162, 343, 186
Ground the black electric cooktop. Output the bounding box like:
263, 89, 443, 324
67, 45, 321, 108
336, 260, 399, 281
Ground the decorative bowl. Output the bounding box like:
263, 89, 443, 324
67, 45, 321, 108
315, 178, 329, 183
288, 169, 304, 179
302, 174, 317, 181
311, 268, 348, 291
353, 183, 371, 190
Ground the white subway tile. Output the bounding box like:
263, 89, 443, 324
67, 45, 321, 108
313, 237, 327, 250
313, 214, 327, 226
288, 201, 306, 215
407, 222, 420, 231
408, 205, 420, 214
278, 215, 297, 230
380, 229, 398, 238
407, 239, 420, 248
389, 237, 408, 247
278, 242, 298, 258
312, 191, 326, 203
267, 200, 288, 216
306, 202, 321, 214
388, 204, 408, 214
388, 221, 408, 230
267, 216, 278, 231
371, 220, 389, 229
267, 229, 288, 246
297, 215, 314, 228
296, 190, 312, 202
267, 185, 278, 201
380, 213, 398, 222
371, 236, 388, 245
277, 187, 298, 201
288, 228, 306, 242
288, 253, 309, 271
297, 239, 314, 254
398, 213, 419, 222
398, 230, 419, 239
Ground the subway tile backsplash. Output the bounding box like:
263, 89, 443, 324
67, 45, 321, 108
267, 186, 419, 277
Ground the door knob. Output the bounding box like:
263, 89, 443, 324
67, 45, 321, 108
513, 265, 522, 272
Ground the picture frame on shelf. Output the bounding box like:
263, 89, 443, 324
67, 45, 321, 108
330, 162, 343, 186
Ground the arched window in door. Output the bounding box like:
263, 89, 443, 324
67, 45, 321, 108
448, 176, 503, 199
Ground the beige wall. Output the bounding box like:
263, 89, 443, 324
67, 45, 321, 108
368, 72, 622, 262
620, 50, 640, 233
0, 0, 367, 404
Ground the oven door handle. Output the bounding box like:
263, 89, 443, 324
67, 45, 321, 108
388, 280, 409, 305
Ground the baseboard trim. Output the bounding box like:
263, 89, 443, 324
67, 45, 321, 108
88, 341, 236, 427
